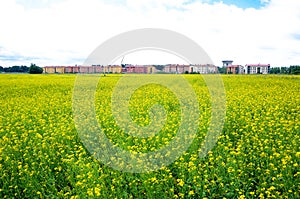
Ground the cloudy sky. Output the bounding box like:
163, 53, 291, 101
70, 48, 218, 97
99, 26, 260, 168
0, 0, 299, 67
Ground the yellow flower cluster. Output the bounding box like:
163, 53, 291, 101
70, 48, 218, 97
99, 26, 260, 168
0, 74, 299, 198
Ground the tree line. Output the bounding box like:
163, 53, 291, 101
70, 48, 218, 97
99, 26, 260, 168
0, 63, 43, 74
269, 65, 300, 74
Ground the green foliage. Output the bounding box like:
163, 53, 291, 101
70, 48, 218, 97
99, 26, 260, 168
2, 65, 29, 73
270, 66, 300, 75
29, 63, 43, 74
217, 67, 226, 74
290, 65, 300, 74
270, 67, 281, 74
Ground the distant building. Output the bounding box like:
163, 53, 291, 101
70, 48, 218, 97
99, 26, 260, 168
108, 65, 122, 73
222, 60, 244, 74
190, 64, 217, 74
177, 65, 191, 74
78, 66, 94, 73
226, 65, 244, 74
162, 64, 217, 74
44, 65, 122, 74
44, 66, 72, 74
64, 66, 80, 73
123, 65, 156, 74
245, 64, 270, 74
43, 64, 217, 74
222, 60, 234, 67
44, 66, 56, 73
163, 64, 189, 74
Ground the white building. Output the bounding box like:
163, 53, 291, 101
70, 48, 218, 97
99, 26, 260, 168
245, 64, 270, 74
190, 64, 217, 74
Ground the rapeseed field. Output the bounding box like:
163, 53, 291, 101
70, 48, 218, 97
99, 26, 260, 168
0, 74, 299, 198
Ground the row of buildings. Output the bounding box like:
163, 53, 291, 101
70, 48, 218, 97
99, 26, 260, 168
43, 64, 218, 74
44, 65, 123, 74
43, 61, 271, 74
223, 60, 271, 74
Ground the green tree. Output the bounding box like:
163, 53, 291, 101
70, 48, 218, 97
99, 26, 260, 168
217, 67, 226, 74
280, 67, 289, 74
29, 63, 43, 74
290, 65, 300, 75
270, 67, 280, 74
20, 65, 29, 73
11, 66, 22, 72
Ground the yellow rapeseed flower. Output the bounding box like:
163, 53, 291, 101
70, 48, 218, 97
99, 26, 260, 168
177, 179, 184, 187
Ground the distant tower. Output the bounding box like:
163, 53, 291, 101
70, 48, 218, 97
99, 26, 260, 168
222, 60, 233, 67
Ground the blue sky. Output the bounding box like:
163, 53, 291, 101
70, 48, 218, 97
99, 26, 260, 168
184, 0, 268, 9
0, 0, 299, 67
15, 0, 268, 9
211, 0, 266, 9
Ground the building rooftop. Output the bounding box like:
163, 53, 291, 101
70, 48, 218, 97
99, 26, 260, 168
246, 64, 270, 67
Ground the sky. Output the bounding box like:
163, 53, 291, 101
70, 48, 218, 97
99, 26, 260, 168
0, 0, 299, 67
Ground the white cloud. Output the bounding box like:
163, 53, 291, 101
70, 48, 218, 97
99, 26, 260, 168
0, 0, 299, 67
